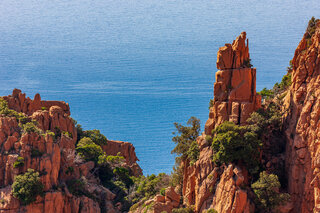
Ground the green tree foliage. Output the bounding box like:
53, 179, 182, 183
171, 117, 200, 162
12, 169, 44, 205
187, 141, 200, 165
0, 98, 28, 124
76, 137, 104, 162
211, 121, 261, 174
129, 173, 171, 204
306, 16, 319, 40
66, 178, 86, 196
83, 129, 108, 146
172, 207, 194, 213
251, 171, 290, 212
13, 157, 25, 168
22, 121, 42, 134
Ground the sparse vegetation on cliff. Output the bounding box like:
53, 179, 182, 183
171, 116, 200, 163
252, 171, 290, 212
76, 137, 104, 162
211, 121, 261, 174
129, 173, 170, 204
12, 169, 44, 205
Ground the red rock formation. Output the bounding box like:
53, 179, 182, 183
183, 32, 259, 213
102, 140, 142, 176
205, 32, 261, 135
284, 21, 320, 212
129, 186, 180, 213
0, 89, 142, 213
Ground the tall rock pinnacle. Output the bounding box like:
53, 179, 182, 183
205, 32, 261, 135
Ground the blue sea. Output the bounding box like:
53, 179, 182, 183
0, 0, 319, 175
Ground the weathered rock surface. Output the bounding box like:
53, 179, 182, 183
102, 140, 142, 176
284, 21, 320, 212
205, 32, 261, 135
183, 32, 258, 213
129, 186, 180, 213
0, 89, 142, 213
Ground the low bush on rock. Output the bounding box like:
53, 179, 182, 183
12, 169, 44, 205
251, 171, 290, 211
211, 121, 261, 175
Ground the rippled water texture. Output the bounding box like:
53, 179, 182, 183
0, 0, 319, 174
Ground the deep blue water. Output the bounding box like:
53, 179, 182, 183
0, 0, 319, 174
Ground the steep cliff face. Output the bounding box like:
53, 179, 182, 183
183, 32, 259, 213
0, 89, 142, 213
284, 21, 320, 213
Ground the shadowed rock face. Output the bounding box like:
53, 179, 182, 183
0, 89, 142, 213
283, 21, 320, 213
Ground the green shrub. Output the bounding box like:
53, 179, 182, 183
65, 166, 74, 175
66, 178, 86, 196
22, 122, 42, 134
243, 58, 253, 68
45, 130, 55, 137
0, 99, 28, 124
251, 171, 290, 211
160, 188, 166, 196
76, 137, 104, 162
83, 129, 108, 145
306, 16, 319, 40
62, 131, 73, 138
172, 207, 194, 213
130, 173, 171, 204
211, 121, 261, 174
258, 88, 274, 100
113, 167, 133, 188
209, 99, 214, 109
12, 169, 44, 205
171, 117, 200, 161
41, 106, 47, 111
187, 141, 199, 165
13, 157, 25, 168
207, 209, 218, 213
31, 148, 43, 158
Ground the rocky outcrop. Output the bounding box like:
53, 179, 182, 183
284, 21, 320, 212
130, 186, 180, 213
183, 32, 258, 213
205, 32, 261, 135
0, 89, 142, 213
102, 140, 142, 176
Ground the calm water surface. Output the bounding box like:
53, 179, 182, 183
0, 0, 319, 174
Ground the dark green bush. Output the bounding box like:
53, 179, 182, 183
171, 117, 200, 162
12, 169, 44, 205
209, 99, 214, 109
0, 99, 28, 124
251, 171, 290, 211
13, 157, 25, 168
258, 88, 274, 100
113, 167, 133, 188
130, 173, 171, 204
243, 58, 253, 68
172, 207, 194, 213
76, 137, 104, 162
22, 121, 42, 134
160, 188, 166, 196
207, 209, 218, 213
306, 16, 319, 40
65, 166, 74, 175
187, 141, 199, 165
83, 129, 108, 145
66, 178, 86, 197
211, 121, 261, 174
31, 148, 43, 158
